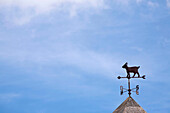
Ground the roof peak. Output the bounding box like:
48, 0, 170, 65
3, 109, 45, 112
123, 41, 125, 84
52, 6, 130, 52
113, 97, 146, 113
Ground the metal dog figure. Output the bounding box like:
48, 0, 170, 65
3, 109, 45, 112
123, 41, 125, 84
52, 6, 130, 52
122, 62, 140, 78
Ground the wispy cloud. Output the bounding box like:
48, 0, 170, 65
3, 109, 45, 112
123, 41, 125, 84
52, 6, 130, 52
0, 93, 21, 102
130, 46, 143, 52
0, 42, 121, 76
167, 0, 170, 8
0, 0, 157, 26
0, 0, 106, 25
114, 0, 131, 5
147, 1, 159, 8
136, 0, 143, 4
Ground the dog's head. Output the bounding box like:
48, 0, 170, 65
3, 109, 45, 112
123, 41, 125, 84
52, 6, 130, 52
122, 62, 128, 68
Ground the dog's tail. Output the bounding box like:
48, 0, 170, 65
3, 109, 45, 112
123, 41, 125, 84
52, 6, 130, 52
137, 66, 140, 69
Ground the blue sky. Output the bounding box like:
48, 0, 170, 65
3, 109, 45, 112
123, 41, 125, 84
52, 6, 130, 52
0, 0, 170, 113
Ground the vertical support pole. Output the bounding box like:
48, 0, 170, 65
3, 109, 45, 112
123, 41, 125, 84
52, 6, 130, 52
128, 78, 131, 97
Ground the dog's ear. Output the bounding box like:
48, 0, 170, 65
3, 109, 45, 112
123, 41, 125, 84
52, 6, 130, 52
125, 62, 128, 65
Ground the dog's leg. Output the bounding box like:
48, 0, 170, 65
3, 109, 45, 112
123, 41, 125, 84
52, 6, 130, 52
137, 72, 140, 77
132, 73, 136, 77
127, 72, 130, 78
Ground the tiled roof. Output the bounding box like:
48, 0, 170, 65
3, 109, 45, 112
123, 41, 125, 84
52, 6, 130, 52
113, 97, 146, 113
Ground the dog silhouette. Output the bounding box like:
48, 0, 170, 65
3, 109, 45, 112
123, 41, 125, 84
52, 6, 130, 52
122, 62, 140, 77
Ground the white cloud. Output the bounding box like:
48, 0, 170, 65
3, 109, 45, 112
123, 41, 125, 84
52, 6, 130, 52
0, 0, 154, 25
147, 1, 159, 8
0, 35, 122, 76
0, 0, 106, 25
167, 0, 170, 8
2, 47, 120, 76
114, 0, 130, 5
114, 0, 144, 5
130, 47, 143, 52
0, 0, 105, 13
0, 93, 21, 102
136, 0, 143, 4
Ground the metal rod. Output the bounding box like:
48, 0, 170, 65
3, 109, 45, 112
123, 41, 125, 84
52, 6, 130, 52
128, 78, 131, 97
117, 75, 145, 79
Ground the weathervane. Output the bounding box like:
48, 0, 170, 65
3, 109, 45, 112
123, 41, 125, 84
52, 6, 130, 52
117, 62, 146, 97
